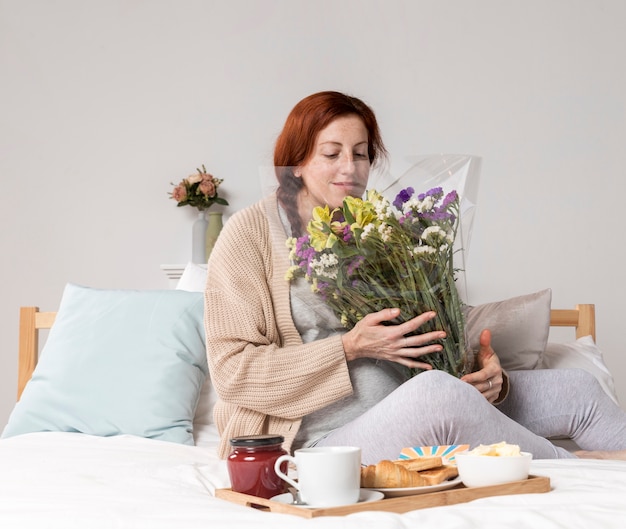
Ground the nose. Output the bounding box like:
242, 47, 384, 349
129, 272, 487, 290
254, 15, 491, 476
340, 153, 356, 174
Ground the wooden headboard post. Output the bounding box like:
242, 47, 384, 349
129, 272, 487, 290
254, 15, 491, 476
549, 304, 595, 341
17, 307, 56, 400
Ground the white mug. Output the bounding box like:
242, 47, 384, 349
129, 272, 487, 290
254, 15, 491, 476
274, 446, 361, 507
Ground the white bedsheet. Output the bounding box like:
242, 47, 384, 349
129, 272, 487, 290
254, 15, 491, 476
1, 429, 625, 529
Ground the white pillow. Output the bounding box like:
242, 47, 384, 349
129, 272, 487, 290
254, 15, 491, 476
193, 376, 219, 429
177, 261, 207, 292
540, 335, 619, 405
176, 262, 218, 429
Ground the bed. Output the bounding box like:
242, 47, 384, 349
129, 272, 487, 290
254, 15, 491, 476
1, 274, 625, 529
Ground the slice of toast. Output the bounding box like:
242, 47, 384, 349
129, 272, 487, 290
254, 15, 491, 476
392, 456, 443, 472
419, 465, 459, 485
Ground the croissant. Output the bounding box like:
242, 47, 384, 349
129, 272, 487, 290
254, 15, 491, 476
361, 460, 426, 488
360, 457, 459, 488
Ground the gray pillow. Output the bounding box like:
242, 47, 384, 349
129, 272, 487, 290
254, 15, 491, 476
464, 289, 552, 371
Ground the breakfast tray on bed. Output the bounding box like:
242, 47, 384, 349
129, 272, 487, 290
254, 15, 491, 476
215, 474, 550, 518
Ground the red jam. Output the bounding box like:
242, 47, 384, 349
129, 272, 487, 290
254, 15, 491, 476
227, 435, 288, 499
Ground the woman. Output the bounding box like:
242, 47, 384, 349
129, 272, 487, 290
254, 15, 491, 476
204, 91, 626, 463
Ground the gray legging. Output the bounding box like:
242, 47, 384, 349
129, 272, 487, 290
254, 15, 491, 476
317, 368, 626, 464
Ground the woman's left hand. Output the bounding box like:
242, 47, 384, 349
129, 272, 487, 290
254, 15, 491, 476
460, 329, 503, 403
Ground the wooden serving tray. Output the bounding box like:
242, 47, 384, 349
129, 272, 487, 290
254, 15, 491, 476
215, 474, 551, 518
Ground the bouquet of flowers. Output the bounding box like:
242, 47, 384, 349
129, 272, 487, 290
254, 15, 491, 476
169, 165, 229, 211
286, 186, 471, 378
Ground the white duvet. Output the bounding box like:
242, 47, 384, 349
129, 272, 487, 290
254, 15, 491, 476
1, 428, 625, 529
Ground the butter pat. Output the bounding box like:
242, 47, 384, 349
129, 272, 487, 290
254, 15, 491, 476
468, 441, 521, 457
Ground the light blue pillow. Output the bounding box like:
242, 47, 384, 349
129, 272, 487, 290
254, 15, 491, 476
2, 284, 208, 445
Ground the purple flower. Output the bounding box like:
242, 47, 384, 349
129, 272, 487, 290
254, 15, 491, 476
393, 187, 414, 209
342, 224, 353, 242
417, 187, 443, 201
292, 236, 320, 276
294, 237, 315, 259
441, 190, 458, 208
347, 255, 365, 275
421, 190, 458, 222
316, 281, 330, 300
422, 210, 456, 222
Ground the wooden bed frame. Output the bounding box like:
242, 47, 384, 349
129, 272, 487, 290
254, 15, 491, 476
16, 304, 597, 400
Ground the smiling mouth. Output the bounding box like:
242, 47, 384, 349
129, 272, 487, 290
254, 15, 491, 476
334, 182, 363, 190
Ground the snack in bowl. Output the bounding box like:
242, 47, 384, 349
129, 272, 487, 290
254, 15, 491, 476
467, 441, 522, 457
360, 456, 459, 488
455, 442, 532, 488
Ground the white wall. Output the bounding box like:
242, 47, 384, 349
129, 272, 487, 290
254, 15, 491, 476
1, 0, 625, 427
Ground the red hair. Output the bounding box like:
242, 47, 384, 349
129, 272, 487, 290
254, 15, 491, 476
275, 91, 387, 235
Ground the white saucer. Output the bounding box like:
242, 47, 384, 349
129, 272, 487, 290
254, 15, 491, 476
270, 489, 384, 508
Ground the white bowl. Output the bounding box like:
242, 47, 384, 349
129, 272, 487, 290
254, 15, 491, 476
455, 451, 532, 487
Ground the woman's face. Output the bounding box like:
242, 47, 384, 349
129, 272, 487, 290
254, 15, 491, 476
296, 115, 370, 219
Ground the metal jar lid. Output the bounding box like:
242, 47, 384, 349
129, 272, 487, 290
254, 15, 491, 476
229, 434, 285, 447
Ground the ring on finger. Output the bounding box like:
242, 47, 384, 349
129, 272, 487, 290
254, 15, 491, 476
488, 379, 493, 390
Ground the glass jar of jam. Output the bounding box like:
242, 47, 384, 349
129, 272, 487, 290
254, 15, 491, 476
227, 434, 288, 499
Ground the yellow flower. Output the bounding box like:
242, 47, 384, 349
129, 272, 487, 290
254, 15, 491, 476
308, 205, 338, 251
284, 265, 300, 281
309, 230, 329, 252
286, 237, 298, 259
366, 189, 384, 202
344, 196, 377, 231
312, 204, 333, 224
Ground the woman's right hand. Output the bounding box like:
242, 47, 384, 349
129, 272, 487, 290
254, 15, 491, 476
341, 308, 446, 371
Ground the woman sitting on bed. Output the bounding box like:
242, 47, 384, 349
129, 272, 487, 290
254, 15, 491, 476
204, 90, 626, 463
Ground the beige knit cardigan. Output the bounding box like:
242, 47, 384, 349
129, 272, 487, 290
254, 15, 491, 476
204, 193, 354, 458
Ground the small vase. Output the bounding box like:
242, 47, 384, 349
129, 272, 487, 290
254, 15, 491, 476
192, 211, 209, 264
205, 211, 223, 259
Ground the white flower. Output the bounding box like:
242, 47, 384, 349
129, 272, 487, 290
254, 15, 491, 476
311, 253, 339, 279
361, 223, 375, 241
422, 226, 452, 246
405, 195, 436, 214
413, 245, 436, 256
378, 223, 392, 242
419, 196, 437, 213
402, 198, 419, 214
373, 196, 392, 219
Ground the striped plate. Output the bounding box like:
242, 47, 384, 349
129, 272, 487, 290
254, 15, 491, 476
398, 444, 470, 465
